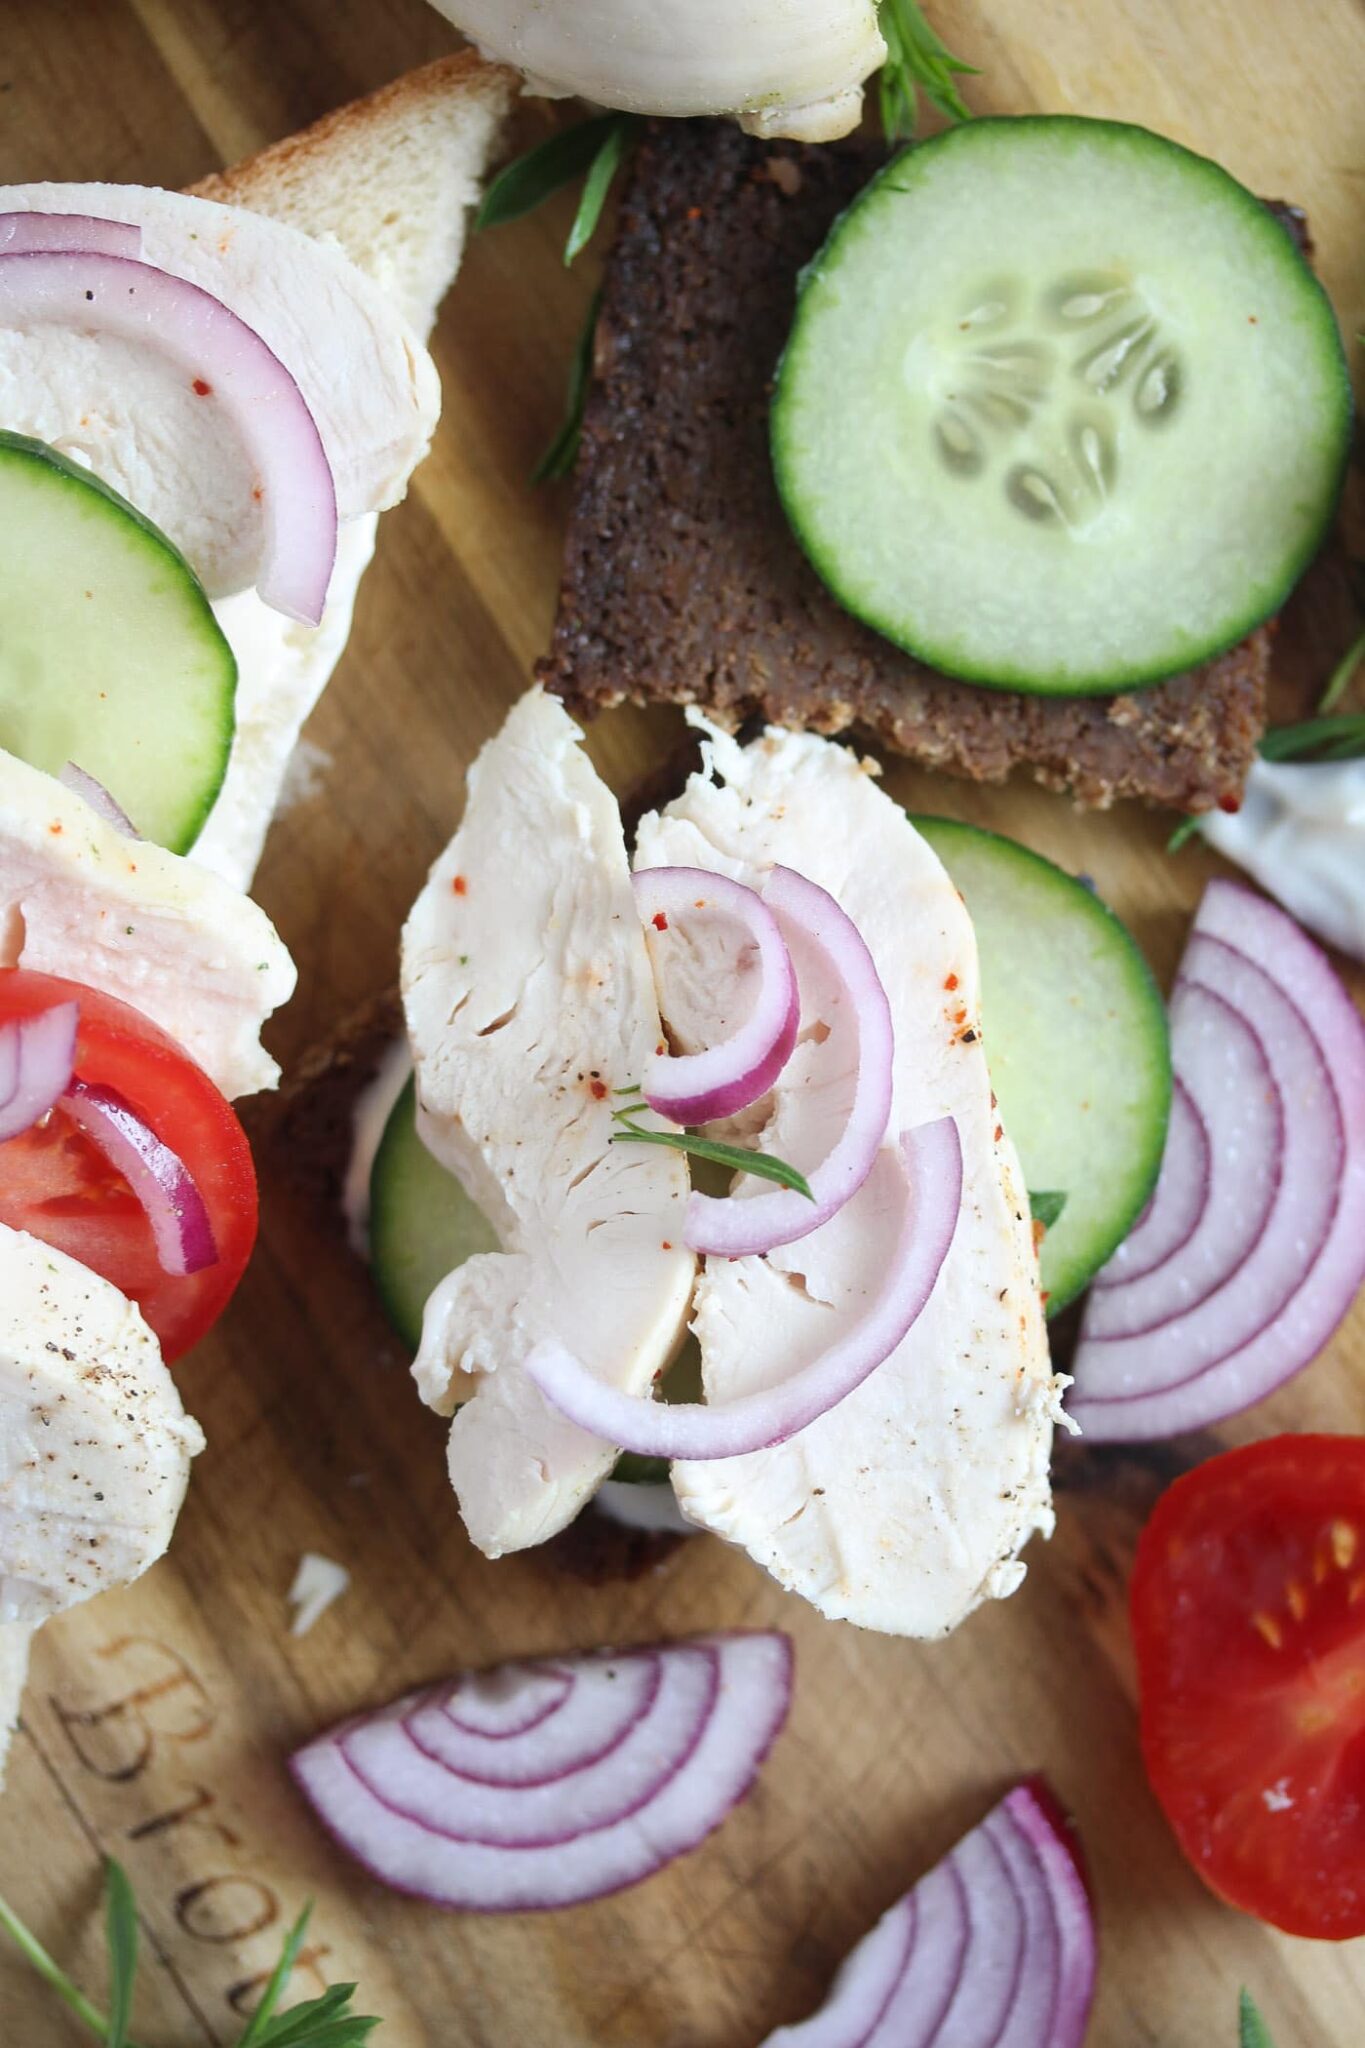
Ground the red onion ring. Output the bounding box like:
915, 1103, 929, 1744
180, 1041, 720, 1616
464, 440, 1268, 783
0, 1001, 78, 1143
407, 1657, 657, 1786
0, 249, 337, 623
0, 212, 141, 256
761, 1779, 1096, 2048
633, 866, 799, 1125
1071, 881, 1365, 1440
343, 1646, 715, 1848
683, 864, 895, 1258
60, 1078, 218, 1277
525, 1117, 962, 1461
1082, 983, 1282, 1340
290, 1632, 793, 1912
58, 761, 140, 838
1091, 1076, 1208, 1289
438, 1664, 573, 1744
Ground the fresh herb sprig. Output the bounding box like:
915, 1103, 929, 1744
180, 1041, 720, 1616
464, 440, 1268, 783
1258, 711, 1365, 763
1239, 1989, 1277, 2048
878, 0, 979, 141
477, 114, 638, 262
0, 1864, 380, 2048
533, 288, 602, 484
610, 1099, 815, 1200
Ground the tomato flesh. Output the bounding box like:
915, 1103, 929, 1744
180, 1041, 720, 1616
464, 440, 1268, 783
0, 967, 257, 1361
1132, 1434, 1365, 1939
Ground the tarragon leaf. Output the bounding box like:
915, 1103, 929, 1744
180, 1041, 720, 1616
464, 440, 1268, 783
533, 287, 603, 484
237, 1902, 314, 2047
477, 115, 625, 233
565, 117, 639, 265
1259, 712, 1365, 763
878, 0, 979, 141
102, 1861, 138, 2048
611, 1115, 815, 1200
1239, 1989, 1277, 2048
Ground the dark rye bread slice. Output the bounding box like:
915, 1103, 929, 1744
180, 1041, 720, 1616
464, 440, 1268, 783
538, 120, 1277, 812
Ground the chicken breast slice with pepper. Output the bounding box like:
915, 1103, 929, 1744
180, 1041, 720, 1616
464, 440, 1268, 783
0, 1225, 204, 1665
0, 748, 294, 1098
635, 720, 1065, 1638
401, 689, 695, 1556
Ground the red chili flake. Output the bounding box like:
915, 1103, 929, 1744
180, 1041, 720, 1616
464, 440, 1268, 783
191, 377, 212, 396
1032, 1219, 1047, 1254
589, 1079, 607, 1100
1217, 793, 1241, 814
953, 1008, 967, 1026
452, 874, 468, 896
656, 1042, 666, 1056
994, 1124, 1003, 1143
694, 898, 707, 909
944, 973, 959, 992
48, 821, 63, 836
652, 911, 669, 931
661, 1240, 673, 1252
1040, 1291, 1051, 1307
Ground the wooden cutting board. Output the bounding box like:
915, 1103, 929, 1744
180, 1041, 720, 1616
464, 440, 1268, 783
3, 2, 1364, 2042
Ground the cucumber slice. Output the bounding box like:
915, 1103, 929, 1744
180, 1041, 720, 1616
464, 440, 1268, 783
0, 431, 235, 850
369, 1075, 499, 1354
914, 816, 1171, 1313
774, 117, 1351, 695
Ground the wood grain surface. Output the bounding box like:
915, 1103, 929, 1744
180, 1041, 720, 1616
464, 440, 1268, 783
2, 2, 1364, 2043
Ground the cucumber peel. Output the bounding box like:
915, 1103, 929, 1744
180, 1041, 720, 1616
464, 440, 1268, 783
0, 431, 236, 851
916, 814, 1171, 1312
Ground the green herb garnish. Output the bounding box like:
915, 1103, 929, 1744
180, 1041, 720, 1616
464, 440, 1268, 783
533, 287, 602, 484
0, 1863, 380, 2047
878, 0, 978, 141
1165, 812, 1204, 854
477, 113, 637, 267
1258, 711, 1365, 763
611, 1102, 815, 1200
477, 115, 626, 235
1028, 1190, 1068, 1230
565, 118, 640, 265
1239, 1989, 1277, 2048
1318, 621, 1365, 712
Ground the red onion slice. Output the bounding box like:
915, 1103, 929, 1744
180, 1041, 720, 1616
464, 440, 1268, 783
0, 1001, 79, 1143
526, 1118, 962, 1461
407, 1655, 658, 1787
342, 1645, 716, 1848
1071, 881, 1365, 1440
438, 1663, 573, 1742
60, 1079, 218, 1276
58, 761, 140, 838
0, 212, 141, 256
290, 1631, 793, 1912
761, 1779, 1095, 2048
634, 866, 799, 1125
1082, 984, 1282, 1341
682, 864, 894, 1257
0, 249, 337, 623
1091, 1077, 1209, 1290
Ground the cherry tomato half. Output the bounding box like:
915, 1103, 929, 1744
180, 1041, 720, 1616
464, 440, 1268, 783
0, 967, 257, 1361
1132, 1434, 1365, 1939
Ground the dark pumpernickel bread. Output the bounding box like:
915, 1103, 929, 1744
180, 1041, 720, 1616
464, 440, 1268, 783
538, 121, 1272, 812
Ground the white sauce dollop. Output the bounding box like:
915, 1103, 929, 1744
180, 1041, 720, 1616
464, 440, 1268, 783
1199, 758, 1365, 965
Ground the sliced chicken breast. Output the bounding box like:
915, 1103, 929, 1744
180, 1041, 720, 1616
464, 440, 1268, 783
0, 1225, 204, 1634
0, 747, 294, 1098
401, 690, 695, 1555
635, 720, 1063, 1637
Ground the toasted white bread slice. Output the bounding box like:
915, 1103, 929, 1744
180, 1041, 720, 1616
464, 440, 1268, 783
190, 51, 514, 341
187, 55, 514, 888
